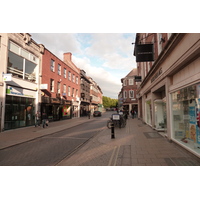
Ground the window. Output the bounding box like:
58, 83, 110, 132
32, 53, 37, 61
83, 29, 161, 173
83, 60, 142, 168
63, 84, 66, 95
72, 88, 74, 97
123, 79, 126, 86
68, 86, 71, 96
51, 59, 55, 72
124, 91, 127, 99
50, 79, 54, 92
76, 76, 78, 84
58, 64, 61, 75
76, 89, 78, 97
129, 79, 133, 85
68, 71, 71, 80
72, 74, 75, 82
57, 82, 60, 93
129, 90, 134, 98
7, 41, 38, 82
64, 68, 66, 78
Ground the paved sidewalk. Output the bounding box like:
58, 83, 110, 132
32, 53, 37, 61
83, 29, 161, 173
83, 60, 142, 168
57, 117, 200, 166
0, 117, 93, 150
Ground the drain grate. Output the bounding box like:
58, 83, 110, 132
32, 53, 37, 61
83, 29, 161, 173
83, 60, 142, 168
164, 157, 200, 166
143, 132, 162, 139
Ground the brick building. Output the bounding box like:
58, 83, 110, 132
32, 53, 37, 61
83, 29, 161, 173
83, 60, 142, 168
41, 49, 80, 121
120, 68, 138, 114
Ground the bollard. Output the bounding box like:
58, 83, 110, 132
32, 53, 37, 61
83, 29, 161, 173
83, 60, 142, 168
111, 122, 115, 139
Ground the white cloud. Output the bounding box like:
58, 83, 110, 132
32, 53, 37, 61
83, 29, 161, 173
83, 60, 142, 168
31, 33, 136, 98
72, 55, 121, 98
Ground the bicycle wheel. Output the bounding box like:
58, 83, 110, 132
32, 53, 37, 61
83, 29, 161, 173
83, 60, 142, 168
107, 120, 113, 129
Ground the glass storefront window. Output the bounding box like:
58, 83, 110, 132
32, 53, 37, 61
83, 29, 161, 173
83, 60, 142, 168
4, 96, 35, 130
154, 100, 167, 130
146, 100, 152, 125
171, 83, 200, 154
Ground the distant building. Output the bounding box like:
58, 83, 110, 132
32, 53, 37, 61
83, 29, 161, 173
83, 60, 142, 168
80, 70, 91, 116
119, 68, 138, 113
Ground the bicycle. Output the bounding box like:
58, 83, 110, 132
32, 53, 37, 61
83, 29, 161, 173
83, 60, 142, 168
107, 114, 126, 129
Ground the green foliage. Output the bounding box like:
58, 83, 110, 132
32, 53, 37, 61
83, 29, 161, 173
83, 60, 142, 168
103, 96, 118, 108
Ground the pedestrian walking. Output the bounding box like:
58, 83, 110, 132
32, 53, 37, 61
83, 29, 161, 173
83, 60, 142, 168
35, 111, 41, 127
42, 111, 48, 128
88, 110, 91, 119
130, 109, 134, 119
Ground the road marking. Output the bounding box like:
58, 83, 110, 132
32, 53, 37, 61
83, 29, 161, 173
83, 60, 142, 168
108, 145, 120, 166
113, 145, 120, 166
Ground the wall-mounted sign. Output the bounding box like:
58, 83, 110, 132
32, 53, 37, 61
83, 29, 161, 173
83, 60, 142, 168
3, 73, 12, 81
40, 84, 48, 89
6, 86, 35, 98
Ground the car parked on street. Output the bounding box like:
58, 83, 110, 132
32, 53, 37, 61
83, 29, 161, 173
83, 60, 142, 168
93, 111, 102, 117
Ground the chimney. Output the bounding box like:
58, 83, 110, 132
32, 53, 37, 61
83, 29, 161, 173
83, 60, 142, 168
63, 52, 72, 63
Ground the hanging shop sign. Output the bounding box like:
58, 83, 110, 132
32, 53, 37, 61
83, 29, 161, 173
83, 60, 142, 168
135, 76, 142, 82
135, 44, 154, 62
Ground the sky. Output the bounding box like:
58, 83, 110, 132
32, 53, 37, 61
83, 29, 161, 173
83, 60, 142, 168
31, 33, 136, 99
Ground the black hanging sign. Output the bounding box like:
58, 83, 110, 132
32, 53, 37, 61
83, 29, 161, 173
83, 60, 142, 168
135, 44, 154, 62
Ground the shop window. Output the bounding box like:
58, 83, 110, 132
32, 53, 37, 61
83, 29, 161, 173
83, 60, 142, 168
171, 83, 200, 153
146, 100, 152, 125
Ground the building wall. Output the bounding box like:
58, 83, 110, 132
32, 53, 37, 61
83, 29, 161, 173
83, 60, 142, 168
135, 33, 200, 157
0, 33, 42, 130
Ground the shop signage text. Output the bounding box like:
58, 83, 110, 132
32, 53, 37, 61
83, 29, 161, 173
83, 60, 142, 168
151, 68, 162, 83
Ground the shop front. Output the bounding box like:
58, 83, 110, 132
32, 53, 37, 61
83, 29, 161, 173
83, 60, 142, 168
41, 97, 72, 121
4, 86, 36, 130
171, 83, 200, 155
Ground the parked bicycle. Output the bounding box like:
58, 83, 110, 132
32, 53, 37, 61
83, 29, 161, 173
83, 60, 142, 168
107, 113, 126, 129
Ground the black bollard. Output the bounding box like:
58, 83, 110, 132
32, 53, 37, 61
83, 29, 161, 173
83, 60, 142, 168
111, 122, 115, 139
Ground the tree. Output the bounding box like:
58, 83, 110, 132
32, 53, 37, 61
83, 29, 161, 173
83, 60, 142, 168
103, 96, 118, 108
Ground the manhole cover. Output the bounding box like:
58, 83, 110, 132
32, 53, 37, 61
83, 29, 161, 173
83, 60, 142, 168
143, 132, 162, 139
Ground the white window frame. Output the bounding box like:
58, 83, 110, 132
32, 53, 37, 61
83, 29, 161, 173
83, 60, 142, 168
51, 59, 55, 72
64, 68, 66, 78
129, 79, 133, 85
58, 64, 61, 75
68, 86, 71, 96
129, 90, 134, 98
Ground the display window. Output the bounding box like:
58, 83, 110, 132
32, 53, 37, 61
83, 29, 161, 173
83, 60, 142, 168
171, 83, 200, 154
154, 99, 167, 130
4, 96, 35, 130
146, 100, 152, 125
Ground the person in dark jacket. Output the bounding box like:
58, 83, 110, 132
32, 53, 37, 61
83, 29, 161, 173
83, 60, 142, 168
42, 111, 48, 128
